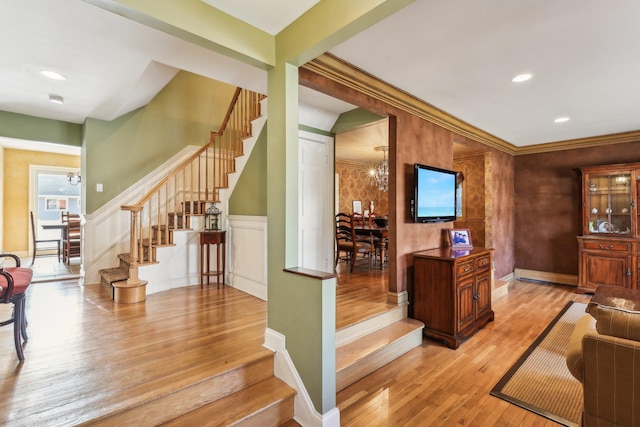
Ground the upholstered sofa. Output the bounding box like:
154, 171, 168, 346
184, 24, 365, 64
566, 287, 640, 427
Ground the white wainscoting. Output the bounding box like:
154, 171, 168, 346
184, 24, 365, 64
83, 146, 200, 286
227, 215, 268, 301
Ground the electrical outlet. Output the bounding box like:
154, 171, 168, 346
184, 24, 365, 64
96, 183, 103, 192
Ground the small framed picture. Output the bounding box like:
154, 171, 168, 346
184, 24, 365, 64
449, 228, 473, 249
352, 200, 362, 215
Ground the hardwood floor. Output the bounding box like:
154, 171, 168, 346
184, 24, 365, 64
0, 260, 592, 426
337, 277, 592, 426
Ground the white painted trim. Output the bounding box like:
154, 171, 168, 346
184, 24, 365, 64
264, 328, 340, 427
227, 215, 268, 301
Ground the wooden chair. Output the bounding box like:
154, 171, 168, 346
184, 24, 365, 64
30, 211, 61, 265
62, 212, 81, 264
335, 213, 373, 272
352, 212, 364, 226
368, 212, 388, 267
0, 253, 34, 361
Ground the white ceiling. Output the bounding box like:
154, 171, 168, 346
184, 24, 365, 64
2, 0, 640, 159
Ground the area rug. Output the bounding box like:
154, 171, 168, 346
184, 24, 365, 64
491, 301, 587, 427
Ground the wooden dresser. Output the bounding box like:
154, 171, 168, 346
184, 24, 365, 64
412, 247, 494, 349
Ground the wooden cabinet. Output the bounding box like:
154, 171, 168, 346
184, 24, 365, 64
577, 163, 640, 293
412, 247, 494, 349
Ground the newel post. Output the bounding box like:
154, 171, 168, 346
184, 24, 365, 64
116, 205, 147, 303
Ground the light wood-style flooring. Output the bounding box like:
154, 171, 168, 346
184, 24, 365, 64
0, 258, 592, 426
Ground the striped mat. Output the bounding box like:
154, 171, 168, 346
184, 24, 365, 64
491, 301, 587, 427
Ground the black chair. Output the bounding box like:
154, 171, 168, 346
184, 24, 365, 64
30, 211, 61, 265
335, 213, 373, 272
0, 253, 33, 361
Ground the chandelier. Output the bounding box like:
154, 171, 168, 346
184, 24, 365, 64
369, 146, 389, 192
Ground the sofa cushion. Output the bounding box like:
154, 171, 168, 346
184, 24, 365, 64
587, 302, 640, 342
566, 313, 596, 383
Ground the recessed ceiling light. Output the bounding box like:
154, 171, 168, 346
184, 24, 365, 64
40, 70, 66, 81
554, 117, 570, 123
49, 94, 64, 104
511, 73, 533, 83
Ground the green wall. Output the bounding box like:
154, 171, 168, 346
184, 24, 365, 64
331, 108, 385, 134
84, 71, 237, 213
228, 124, 268, 216
0, 111, 82, 146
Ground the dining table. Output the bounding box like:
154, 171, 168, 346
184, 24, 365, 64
353, 224, 388, 268
42, 220, 80, 240
42, 223, 68, 239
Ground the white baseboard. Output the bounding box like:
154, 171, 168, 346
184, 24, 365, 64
264, 328, 340, 427
514, 268, 578, 286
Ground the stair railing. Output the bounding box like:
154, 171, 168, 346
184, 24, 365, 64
121, 88, 265, 284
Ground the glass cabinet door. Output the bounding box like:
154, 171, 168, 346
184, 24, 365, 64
586, 172, 632, 235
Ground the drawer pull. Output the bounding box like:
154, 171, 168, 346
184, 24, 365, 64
463, 264, 471, 272
598, 244, 614, 250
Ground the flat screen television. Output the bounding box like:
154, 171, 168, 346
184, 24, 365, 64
412, 163, 457, 223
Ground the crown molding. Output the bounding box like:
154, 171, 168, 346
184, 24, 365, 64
336, 159, 371, 169
303, 53, 640, 157
302, 53, 518, 155
513, 129, 640, 155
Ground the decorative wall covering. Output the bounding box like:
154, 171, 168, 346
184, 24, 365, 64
336, 160, 389, 216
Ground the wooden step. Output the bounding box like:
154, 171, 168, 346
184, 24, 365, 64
163, 376, 296, 426
336, 304, 407, 347
336, 318, 424, 392
82, 349, 282, 426
98, 266, 128, 298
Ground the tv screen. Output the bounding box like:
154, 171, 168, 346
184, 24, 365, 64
413, 163, 457, 223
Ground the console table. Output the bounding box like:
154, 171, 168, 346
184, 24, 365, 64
412, 247, 494, 349
200, 231, 226, 289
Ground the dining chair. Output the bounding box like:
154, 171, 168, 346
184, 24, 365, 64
0, 253, 34, 361
335, 213, 373, 272
62, 212, 81, 264
30, 211, 61, 265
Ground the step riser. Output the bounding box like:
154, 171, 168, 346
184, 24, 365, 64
337, 327, 423, 392
84, 355, 275, 426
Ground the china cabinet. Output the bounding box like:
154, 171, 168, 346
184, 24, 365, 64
577, 163, 640, 293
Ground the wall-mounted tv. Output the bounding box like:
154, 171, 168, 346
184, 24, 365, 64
412, 163, 457, 223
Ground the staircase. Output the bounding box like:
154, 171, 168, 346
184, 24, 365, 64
336, 303, 424, 392
98, 88, 265, 303
82, 345, 297, 426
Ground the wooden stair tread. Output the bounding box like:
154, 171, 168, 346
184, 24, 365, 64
164, 376, 295, 426
80, 347, 276, 426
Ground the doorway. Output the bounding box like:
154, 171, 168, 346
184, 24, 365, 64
29, 165, 82, 278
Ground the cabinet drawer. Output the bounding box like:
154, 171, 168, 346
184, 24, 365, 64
456, 259, 475, 277
475, 254, 491, 271
582, 240, 631, 252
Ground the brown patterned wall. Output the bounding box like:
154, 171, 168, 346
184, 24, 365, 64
515, 141, 640, 275
336, 161, 389, 216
